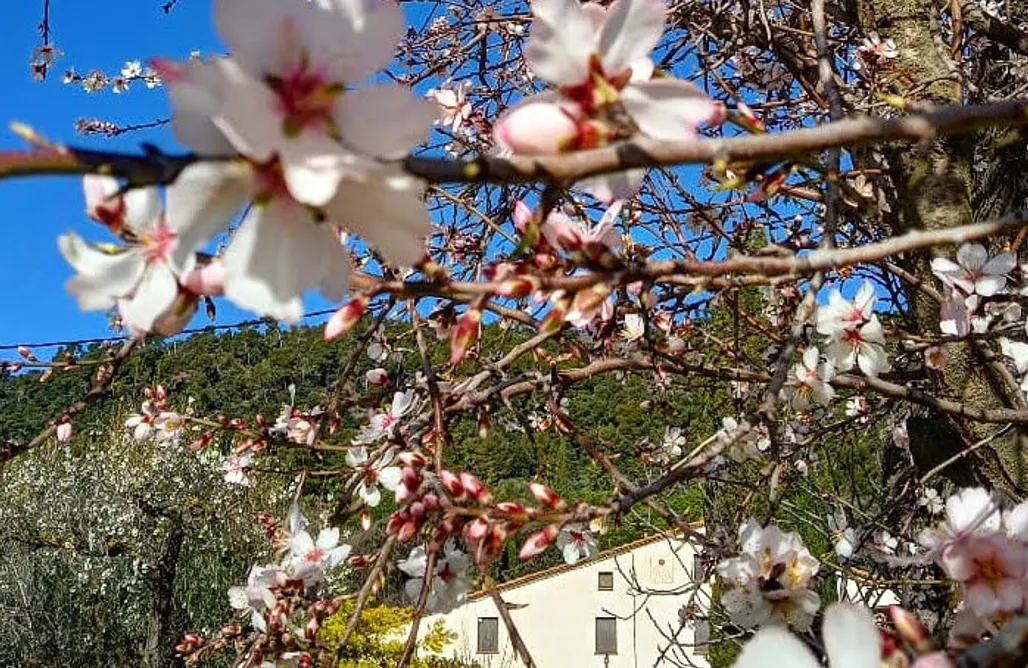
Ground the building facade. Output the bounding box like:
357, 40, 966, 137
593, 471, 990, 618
421, 533, 713, 668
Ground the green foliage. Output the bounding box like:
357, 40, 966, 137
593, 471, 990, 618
320, 600, 476, 668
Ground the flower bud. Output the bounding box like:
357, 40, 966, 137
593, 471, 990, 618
82, 175, 126, 231
450, 308, 482, 365
181, 260, 226, 296
440, 470, 467, 501
365, 367, 390, 387
422, 493, 439, 510
55, 418, 72, 444
17, 346, 36, 362
494, 102, 581, 155
409, 501, 426, 519
529, 482, 565, 510
396, 451, 426, 468
519, 524, 560, 559
465, 516, 489, 542
889, 606, 932, 654
324, 295, 368, 341
397, 519, 419, 542
460, 472, 492, 505
496, 276, 538, 299
360, 509, 372, 531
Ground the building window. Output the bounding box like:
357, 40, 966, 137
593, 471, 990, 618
477, 617, 499, 654
693, 618, 710, 656
692, 554, 705, 581
595, 617, 618, 655
598, 571, 614, 591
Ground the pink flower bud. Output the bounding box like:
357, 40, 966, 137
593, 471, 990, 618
465, 517, 489, 542
422, 493, 439, 509
365, 367, 389, 387
324, 295, 368, 341
82, 175, 125, 231
396, 451, 426, 468
397, 519, 418, 542
440, 470, 466, 501
496, 276, 538, 299
528, 482, 564, 509
409, 501, 426, 519
360, 509, 372, 531
181, 261, 226, 296
889, 606, 932, 654
519, 524, 560, 560
494, 101, 581, 155
513, 200, 533, 234
735, 101, 765, 132
17, 346, 35, 362
450, 308, 481, 365
55, 419, 72, 444
460, 472, 492, 505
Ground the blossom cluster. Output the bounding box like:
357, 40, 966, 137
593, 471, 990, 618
716, 519, 821, 631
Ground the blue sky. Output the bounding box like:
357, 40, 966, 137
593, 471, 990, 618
0, 1, 227, 350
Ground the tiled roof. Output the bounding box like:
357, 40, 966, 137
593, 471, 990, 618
468, 522, 704, 601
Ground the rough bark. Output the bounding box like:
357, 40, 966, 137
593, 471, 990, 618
140, 515, 185, 668
855, 0, 1028, 496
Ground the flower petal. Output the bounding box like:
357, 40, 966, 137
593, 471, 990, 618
154, 57, 238, 154
58, 235, 144, 310
334, 84, 436, 159
957, 243, 988, 273
734, 627, 820, 668
525, 0, 596, 85
213, 73, 282, 162
119, 266, 181, 332
300, 0, 406, 82
221, 200, 332, 323
165, 161, 253, 274
326, 172, 430, 266
597, 0, 665, 76
822, 604, 881, 668
620, 79, 716, 141
278, 136, 356, 207
576, 169, 646, 203
123, 187, 163, 235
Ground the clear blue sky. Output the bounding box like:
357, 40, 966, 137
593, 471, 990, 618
0, 1, 229, 350
0, 0, 444, 352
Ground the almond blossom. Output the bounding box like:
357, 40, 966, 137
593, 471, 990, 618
782, 347, 835, 410
918, 487, 1028, 620
931, 243, 1015, 298
398, 541, 472, 613
223, 452, 254, 486
732, 604, 880, 668
208, 0, 435, 207
58, 176, 193, 333
557, 523, 599, 564
285, 525, 350, 584
815, 281, 890, 377
827, 508, 857, 560
345, 446, 402, 507
153, 19, 432, 323
427, 81, 472, 132
353, 390, 415, 444
228, 564, 281, 632
493, 0, 720, 201
717, 519, 821, 631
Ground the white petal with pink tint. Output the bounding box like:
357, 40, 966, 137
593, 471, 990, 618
326, 171, 431, 267
597, 0, 665, 76
525, 0, 596, 85
620, 79, 718, 141
334, 84, 436, 159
